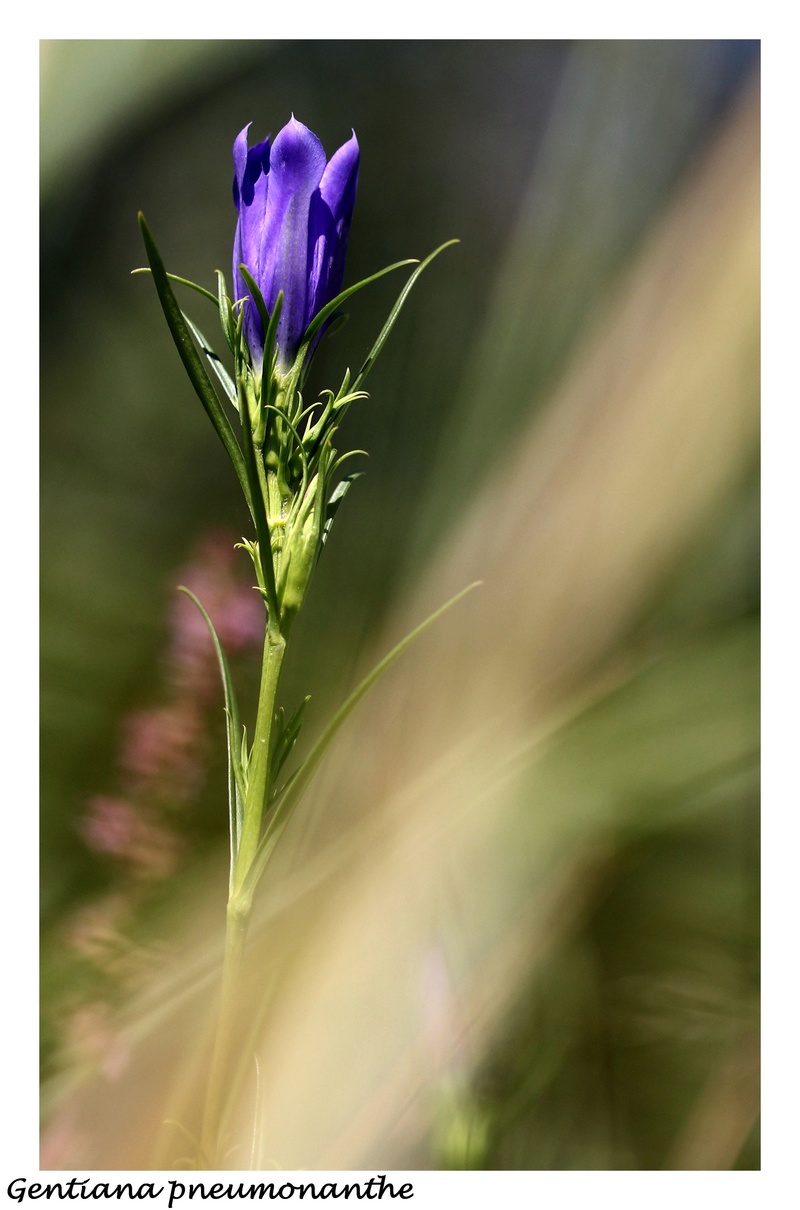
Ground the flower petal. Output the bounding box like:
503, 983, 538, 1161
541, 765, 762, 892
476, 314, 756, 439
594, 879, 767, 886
306, 131, 360, 326
232, 124, 250, 210
231, 117, 358, 370
232, 125, 272, 363
320, 131, 360, 228
259, 117, 327, 363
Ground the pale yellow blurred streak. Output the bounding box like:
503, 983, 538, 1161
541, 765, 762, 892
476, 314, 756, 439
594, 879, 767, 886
41, 84, 759, 1171
666, 1030, 759, 1169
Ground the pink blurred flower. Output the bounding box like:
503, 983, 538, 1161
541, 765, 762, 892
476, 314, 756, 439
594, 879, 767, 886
63, 894, 129, 963
40, 1104, 87, 1170
63, 1001, 130, 1080
120, 703, 202, 797
80, 796, 183, 878
169, 532, 263, 697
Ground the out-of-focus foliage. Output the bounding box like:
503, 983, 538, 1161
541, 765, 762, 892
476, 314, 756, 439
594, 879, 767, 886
40, 40, 759, 1171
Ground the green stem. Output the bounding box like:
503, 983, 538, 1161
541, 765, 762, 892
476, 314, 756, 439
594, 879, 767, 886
200, 614, 287, 1165
199, 902, 249, 1165
234, 631, 286, 900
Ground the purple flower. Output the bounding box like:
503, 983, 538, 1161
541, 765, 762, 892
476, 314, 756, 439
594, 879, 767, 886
232, 116, 359, 371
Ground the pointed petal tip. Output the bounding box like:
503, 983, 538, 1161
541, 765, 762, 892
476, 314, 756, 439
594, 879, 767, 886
272, 116, 327, 182
337, 129, 360, 166
234, 121, 253, 153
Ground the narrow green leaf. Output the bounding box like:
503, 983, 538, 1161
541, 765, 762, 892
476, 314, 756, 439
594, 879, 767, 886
240, 724, 250, 780
182, 313, 237, 405
137, 214, 254, 516
262, 290, 284, 383
332, 390, 369, 413
302, 258, 418, 344
320, 472, 363, 549
330, 450, 367, 475
353, 240, 459, 390
235, 374, 279, 623
216, 270, 236, 355
263, 402, 308, 487
238, 265, 272, 352
321, 313, 349, 342
131, 267, 219, 307
271, 695, 311, 782
177, 586, 250, 883
241, 581, 481, 900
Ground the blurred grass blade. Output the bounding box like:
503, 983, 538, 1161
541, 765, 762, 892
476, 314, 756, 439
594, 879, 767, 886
241, 581, 481, 900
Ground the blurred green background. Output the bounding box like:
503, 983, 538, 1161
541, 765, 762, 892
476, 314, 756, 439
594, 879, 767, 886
40, 40, 759, 1170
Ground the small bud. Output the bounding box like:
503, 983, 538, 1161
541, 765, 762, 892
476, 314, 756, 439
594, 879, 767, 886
279, 477, 326, 621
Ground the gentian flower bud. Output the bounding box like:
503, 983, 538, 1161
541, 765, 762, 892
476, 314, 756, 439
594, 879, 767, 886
232, 116, 359, 372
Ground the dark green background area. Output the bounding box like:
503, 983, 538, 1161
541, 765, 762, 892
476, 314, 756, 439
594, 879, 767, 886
41, 40, 759, 1169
